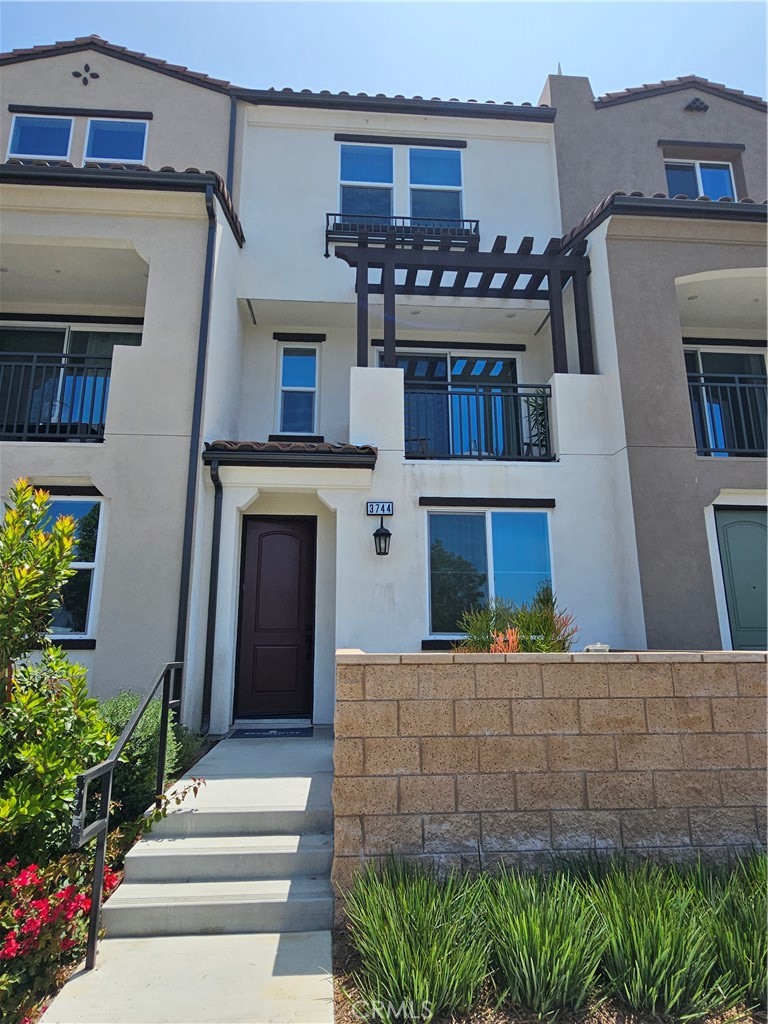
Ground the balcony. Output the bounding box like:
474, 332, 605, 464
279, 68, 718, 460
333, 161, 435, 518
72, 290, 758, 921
0, 352, 112, 442
325, 212, 480, 252
688, 372, 767, 457
403, 383, 553, 461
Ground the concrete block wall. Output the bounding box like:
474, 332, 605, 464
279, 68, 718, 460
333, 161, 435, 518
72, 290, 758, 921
332, 651, 767, 892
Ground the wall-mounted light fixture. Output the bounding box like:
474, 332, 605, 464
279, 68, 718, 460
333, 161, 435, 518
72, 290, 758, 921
373, 517, 391, 556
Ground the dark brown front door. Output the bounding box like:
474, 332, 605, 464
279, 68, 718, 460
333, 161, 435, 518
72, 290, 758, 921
235, 516, 316, 718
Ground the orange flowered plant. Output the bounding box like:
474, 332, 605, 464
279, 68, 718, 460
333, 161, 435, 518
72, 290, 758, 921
490, 627, 520, 654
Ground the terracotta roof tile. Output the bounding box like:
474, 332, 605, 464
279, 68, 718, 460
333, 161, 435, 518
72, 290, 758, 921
595, 75, 766, 112
206, 440, 377, 457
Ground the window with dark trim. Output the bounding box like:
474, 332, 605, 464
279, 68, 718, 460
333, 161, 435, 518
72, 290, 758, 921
665, 160, 735, 200
43, 497, 105, 638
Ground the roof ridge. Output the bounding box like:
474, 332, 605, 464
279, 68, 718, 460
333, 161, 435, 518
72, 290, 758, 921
595, 74, 766, 111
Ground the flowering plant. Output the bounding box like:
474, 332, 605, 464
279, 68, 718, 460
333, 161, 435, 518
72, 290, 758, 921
0, 856, 119, 1024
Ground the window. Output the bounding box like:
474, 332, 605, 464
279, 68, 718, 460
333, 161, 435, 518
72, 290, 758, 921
85, 120, 148, 163
43, 498, 104, 637
665, 161, 735, 200
340, 145, 393, 221
428, 510, 552, 633
685, 347, 767, 456
410, 148, 462, 226
8, 115, 73, 160
278, 346, 318, 433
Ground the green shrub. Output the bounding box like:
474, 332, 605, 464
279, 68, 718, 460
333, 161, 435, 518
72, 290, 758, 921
455, 581, 578, 653
343, 860, 489, 1022
99, 691, 179, 825
174, 721, 204, 776
0, 647, 115, 864
484, 868, 605, 1019
593, 861, 732, 1021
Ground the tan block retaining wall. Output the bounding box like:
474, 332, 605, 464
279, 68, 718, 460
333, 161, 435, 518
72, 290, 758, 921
332, 651, 767, 892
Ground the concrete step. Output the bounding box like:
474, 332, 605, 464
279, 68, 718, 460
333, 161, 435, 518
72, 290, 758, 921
124, 833, 334, 883
103, 878, 334, 937
149, 805, 333, 838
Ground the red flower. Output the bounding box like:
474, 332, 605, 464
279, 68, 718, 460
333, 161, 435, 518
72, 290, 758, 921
0, 931, 20, 959
61, 936, 76, 952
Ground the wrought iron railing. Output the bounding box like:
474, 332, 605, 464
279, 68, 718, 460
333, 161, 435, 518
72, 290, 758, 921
71, 662, 182, 969
325, 212, 480, 253
687, 372, 767, 457
0, 352, 112, 441
403, 383, 553, 461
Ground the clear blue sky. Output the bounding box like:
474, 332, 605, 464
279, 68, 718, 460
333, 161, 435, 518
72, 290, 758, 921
1, 2, 765, 103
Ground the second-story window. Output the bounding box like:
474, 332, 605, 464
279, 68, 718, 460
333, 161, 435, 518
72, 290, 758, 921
8, 115, 73, 160
340, 145, 393, 221
85, 120, 148, 164
278, 345, 318, 433
665, 160, 735, 200
410, 148, 462, 226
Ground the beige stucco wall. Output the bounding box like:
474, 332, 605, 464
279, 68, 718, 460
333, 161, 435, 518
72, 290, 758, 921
0, 49, 231, 179
540, 75, 767, 234
333, 650, 767, 890
0, 183, 213, 698
589, 215, 767, 650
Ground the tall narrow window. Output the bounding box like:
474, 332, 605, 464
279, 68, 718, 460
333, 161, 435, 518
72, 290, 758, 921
85, 120, 148, 163
43, 498, 104, 636
410, 148, 462, 227
340, 145, 393, 221
428, 510, 552, 633
8, 115, 73, 160
279, 346, 318, 433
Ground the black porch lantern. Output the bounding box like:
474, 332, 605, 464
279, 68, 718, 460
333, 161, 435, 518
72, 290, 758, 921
373, 517, 391, 556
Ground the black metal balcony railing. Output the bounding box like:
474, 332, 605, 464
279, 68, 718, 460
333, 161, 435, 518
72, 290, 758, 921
325, 212, 480, 252
0, 352, 112, 442
404, 383, 553, 461
688, 372, 767, 457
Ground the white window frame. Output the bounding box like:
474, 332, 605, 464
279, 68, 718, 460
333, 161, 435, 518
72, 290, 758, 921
338, 143, 395, 219
408, 147, 463, 221
664, 159, 736, 200
46, 495, 107, 639
424, 507, 554, 638
84, 118, 149, 165
276, 342, 320, 435
7, 113, 74, 161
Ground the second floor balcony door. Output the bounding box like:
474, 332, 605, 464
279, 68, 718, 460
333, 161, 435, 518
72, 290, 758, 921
686, 349, 767, 457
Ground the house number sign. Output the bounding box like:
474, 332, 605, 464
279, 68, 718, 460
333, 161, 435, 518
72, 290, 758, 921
366, 501, 394, 516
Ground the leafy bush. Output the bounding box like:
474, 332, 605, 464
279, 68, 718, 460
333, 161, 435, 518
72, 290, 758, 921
0, 647, 115, 864
174, 721, 204, 776
0, 855, 119, 1024
99, 691, 180, 825
485, 869, 605, 1019
0, 479, 77, 693
592, 860, 733, 1020
343, 860, 489, 1023
456, 582, 578, 653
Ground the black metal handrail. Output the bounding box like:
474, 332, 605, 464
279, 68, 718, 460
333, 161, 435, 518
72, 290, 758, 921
325, 212, 480, 254
404, 382, 554, 461
71, 661, 183, 969
687, 372, 767, 456
0, 352, 112, 442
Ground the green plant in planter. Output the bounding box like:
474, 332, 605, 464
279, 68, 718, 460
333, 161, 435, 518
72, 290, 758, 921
455, 581, 578, 653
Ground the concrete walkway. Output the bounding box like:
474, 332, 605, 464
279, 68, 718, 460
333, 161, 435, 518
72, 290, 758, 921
44, 731, 335, 1024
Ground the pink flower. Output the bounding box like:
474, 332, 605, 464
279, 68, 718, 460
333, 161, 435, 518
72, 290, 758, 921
0, 932, 20, 959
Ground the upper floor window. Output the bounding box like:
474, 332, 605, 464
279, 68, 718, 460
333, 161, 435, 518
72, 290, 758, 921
665, 160, 735, 200
8, 115, 73, 160
278, 345, 318, 433
85, 120, 148, 164
410, 148, 462, 226
340, 144, 393, 220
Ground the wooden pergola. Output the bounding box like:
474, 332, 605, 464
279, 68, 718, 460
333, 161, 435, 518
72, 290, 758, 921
335, 233, 594, 374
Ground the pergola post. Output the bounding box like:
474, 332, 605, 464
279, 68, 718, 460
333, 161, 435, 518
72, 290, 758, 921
382, 256, 396, 368
573, 263, 595, 374
548, 269, 568, 374
355, 257, 369, 368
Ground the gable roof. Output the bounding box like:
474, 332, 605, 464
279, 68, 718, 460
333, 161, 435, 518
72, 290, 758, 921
595, 75, 766, 113
0, 34, 231, 93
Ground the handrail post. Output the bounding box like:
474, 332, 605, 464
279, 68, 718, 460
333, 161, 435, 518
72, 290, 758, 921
156, 667, 172, 809
85, 773, 112, 970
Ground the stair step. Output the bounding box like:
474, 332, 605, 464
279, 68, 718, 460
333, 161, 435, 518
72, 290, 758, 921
124, 833, 333, 883
102, 878, 334, 937
149, 805, 333, 838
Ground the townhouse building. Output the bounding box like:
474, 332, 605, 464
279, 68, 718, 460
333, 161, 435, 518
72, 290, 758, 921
0, 37, 764, 736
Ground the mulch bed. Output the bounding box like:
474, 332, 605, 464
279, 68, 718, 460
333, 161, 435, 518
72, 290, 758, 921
332, 928, 763, 1024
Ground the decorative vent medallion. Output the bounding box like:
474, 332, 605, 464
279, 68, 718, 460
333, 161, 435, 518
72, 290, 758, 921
72, 64, 100, 86
684, 97, 709, 112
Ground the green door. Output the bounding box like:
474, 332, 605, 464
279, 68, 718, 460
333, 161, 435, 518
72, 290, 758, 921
715, 508, 767, 650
